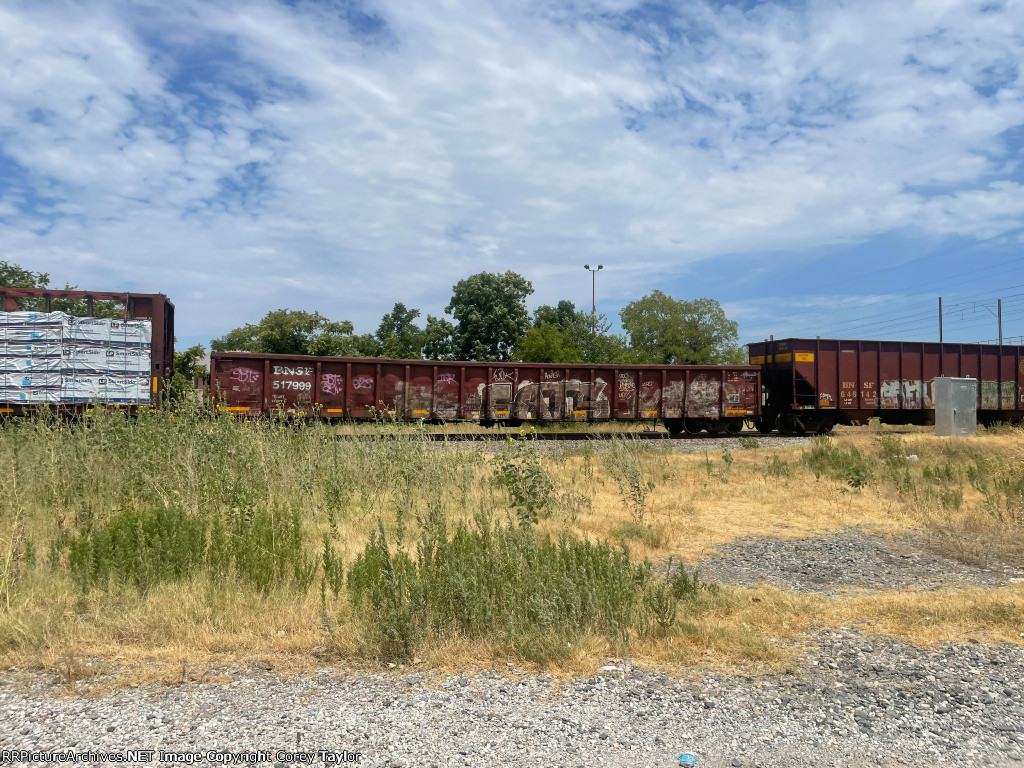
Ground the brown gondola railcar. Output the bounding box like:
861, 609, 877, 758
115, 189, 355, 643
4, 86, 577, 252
749, 338, 1024, 433
210, 352, 760, 434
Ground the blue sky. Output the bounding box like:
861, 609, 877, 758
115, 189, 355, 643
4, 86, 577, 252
1, 0, 1023, 351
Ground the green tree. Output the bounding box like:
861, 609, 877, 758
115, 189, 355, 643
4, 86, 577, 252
517, 299, 630, 365
515, 324, 583, 363
167, 344, 207, 402
375, 302, 424, 359
211, 309, 378, 357
619, 291, 743, 365
568, 312, 632, 365
445, 271, 533, 361
0, 260, 121, 317
421, 315, 457, 361
531, 300, 578, 329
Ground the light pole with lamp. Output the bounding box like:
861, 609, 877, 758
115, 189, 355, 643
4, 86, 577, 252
583, 264, 603, 315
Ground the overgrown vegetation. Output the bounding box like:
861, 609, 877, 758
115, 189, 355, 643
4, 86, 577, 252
0, 411, 1021, 680
347, 514, 677, 663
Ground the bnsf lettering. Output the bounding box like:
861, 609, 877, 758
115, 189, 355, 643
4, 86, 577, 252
273, 366, 313, 376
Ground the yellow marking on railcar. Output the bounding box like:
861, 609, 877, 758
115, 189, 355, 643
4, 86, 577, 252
749, 355, 766, 365
224, 406, 250, 412
325, 408, 344, 414
795, 352, 815, 362
774, 353, 793, 362
413, 409, 429, 415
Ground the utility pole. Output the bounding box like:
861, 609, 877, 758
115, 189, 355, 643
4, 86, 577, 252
998, 298, 1003, 346
583, 264, 603, 315
939, 297, 943, 343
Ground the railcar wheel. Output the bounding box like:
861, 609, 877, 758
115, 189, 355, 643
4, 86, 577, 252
683, 419, 703, 434
665, 418, 684, 436
753, 417, 772, 433
724, 420, 743, 434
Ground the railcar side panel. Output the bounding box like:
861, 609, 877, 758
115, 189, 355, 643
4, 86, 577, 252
462, 367, 487, 421
318, 361, 346, 416
514, 368, 539, 421
615, 370, 637, 418
210, 352, 759, 432
753, 338, 1024, 431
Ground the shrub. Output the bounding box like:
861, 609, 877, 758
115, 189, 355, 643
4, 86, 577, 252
347, 514, 667, 663
803, 437, 870, 488
610, 520, 668, 549
492, 437, 555, 526
63, 503, 320, 595
603, 438, 655, 523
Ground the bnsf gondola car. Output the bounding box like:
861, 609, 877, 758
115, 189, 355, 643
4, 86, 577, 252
210, 352, 760, 434
750, 338, 1024, 433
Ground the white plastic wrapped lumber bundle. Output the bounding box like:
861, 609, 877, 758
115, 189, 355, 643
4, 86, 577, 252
65, 317, 151, 346
61, 373, 150, 404
60, 343, 151, 375
0, 372, 62, 403
60, 316, 153, 405
0, 342, 62, 372
0, 311, 69, 343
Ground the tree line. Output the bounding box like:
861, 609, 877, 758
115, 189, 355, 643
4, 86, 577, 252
211, 270, 745, 365
1, 262, 744, 365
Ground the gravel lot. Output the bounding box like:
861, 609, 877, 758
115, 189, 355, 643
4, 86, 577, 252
3, 628, 1024, 768
695, 527, 1024, 594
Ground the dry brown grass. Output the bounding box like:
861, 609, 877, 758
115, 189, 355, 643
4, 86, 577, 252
1, 413, 1022, 687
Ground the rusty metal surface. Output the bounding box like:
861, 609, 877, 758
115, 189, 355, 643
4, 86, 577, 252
751, 338, 1024, 428
210, 352, 760, 425
0, 289, 174, 407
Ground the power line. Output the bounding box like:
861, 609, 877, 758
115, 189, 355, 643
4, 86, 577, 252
770, 254, 1024, 332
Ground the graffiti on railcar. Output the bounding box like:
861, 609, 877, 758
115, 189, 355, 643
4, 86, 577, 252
879, 380, 934, 409
321, 373, 344, 395
639, 380, 660, 416
981, 381, 1000, 410
352, 375, 374, 390
231, 367, 260, 385
1003, 381, 1017, 409
662, 380, 685, 418
514, 379, 538, 419
686, 374, 720, 418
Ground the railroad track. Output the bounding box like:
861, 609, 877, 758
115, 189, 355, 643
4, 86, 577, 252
335, 430, 818, 441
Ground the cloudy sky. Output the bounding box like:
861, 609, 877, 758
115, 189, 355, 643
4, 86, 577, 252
2, 0, 1023, 350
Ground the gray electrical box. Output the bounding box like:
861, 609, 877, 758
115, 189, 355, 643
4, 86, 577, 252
934, 377, 977, 436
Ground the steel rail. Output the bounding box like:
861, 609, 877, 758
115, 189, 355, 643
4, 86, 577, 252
333, 430, 826, 442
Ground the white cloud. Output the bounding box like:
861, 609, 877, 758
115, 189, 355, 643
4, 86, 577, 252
0, 0, 1022, 341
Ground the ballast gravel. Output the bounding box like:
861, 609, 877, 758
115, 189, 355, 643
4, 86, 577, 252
3, 629, 1024, 768
435, 433, 812, 455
